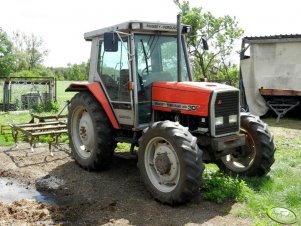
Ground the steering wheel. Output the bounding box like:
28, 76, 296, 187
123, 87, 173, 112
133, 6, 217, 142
141, 65, 152, 77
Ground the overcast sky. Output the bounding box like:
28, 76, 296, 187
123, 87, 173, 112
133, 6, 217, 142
1, 0, 301, 67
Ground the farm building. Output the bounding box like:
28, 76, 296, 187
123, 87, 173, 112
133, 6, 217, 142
240, 35, 301, 121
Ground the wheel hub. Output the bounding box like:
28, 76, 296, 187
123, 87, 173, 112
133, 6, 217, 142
79, 126, 87, 141
78, 111, 94, 150
144, 136, 181, 193
155, 153, 171, 175
221, 128, 256, 172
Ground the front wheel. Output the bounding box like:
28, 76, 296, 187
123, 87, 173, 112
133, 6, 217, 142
138, 121, 204, 205
216, 113, 275, 176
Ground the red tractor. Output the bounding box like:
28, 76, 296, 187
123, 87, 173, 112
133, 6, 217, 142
66, 17, 275, 204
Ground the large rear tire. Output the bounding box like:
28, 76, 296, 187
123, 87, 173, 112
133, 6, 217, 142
68, 92, 116, 170
138, 121, 204, 205
216, 113, 275, 176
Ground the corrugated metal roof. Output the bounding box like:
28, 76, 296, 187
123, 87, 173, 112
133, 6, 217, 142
244, 34, 301, 44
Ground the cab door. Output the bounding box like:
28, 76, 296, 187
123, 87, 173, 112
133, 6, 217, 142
98, 36, 134, 127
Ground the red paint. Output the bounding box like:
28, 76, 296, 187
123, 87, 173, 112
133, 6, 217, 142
67, 82, 119, 129
152, 81, 227, 117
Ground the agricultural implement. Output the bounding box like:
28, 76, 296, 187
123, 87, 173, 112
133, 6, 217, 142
8, 103, 68, 156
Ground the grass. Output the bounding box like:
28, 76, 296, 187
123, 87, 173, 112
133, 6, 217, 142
230, 118, 301, 225
56, 80, 78, 107
190, 118, 301, 225
0, 112, 31, 146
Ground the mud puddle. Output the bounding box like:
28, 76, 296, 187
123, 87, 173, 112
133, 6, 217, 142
0, 177, 54, 203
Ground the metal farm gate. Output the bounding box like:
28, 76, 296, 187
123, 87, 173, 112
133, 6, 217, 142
0, 77, 57, 111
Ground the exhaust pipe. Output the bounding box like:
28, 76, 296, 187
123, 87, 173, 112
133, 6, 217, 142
177, 14, 182, 82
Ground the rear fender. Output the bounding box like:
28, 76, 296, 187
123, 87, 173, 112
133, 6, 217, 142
66, 82, 119, 129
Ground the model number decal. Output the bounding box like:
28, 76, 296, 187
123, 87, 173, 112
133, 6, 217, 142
153, 101, 200, 111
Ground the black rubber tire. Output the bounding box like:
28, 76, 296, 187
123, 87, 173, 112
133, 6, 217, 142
68, 92, 116, 170
138, 120, 204, 205
216, 113, 275, 176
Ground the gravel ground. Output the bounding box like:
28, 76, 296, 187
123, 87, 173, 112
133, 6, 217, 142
0, 143, 251, 225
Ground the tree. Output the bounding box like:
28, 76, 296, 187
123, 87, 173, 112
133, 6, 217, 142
12, 31, 48, 70
67, 62, 89, 81
0, 28, 15, 76
174, 0, 244, 83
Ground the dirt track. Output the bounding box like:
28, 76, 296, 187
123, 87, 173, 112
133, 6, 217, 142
0, 143, 250, 225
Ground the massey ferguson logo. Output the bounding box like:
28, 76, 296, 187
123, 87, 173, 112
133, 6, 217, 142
187, 105, 199, 111
153, 101, 200, 112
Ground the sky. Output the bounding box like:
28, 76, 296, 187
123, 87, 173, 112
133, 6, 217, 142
1, 0, 301, 67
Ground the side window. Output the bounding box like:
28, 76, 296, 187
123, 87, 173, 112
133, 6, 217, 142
98, 37, 130, 102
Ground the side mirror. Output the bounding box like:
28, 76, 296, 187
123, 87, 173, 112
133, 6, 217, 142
202, 38, 209, 51
104, 32, 118, 52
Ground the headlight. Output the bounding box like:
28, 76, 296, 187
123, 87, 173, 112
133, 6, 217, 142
215, 116, 224, 126
229, 114, 238, 124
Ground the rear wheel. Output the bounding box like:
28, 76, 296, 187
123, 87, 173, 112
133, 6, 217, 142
68, 92, 116, 170
216, 113, 275, 176
138, 121, 204, 205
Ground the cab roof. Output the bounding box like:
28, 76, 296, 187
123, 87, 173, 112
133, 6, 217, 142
84, 21, 191, 41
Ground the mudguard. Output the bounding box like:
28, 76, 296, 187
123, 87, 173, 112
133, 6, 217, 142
66, 82, 119, 129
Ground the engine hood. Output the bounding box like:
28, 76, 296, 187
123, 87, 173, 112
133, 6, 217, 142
152, 81, 237, 93
152, 81, 238, 117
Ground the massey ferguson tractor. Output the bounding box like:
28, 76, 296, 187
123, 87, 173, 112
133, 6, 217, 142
66, 16, 275, 204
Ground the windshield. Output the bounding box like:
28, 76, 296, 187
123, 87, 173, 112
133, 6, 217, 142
134, 34, 189, 87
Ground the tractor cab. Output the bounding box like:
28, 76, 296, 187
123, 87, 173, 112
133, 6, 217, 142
84, 21, 192, 129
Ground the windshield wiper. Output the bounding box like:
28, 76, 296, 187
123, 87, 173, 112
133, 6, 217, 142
140, 39, 149, 74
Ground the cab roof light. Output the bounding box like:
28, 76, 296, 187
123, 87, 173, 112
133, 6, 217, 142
131, 22, 141, 30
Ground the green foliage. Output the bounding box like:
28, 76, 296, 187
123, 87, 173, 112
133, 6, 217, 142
48, 61, 89, 81
174, 0, 244, 83
32, 101, 59, 113
213, 65, 239, 87
67, 62, 89, 81
10, 67, 55, 78
0, 28, 15, 76
202, 169, 253, 203
49, 67, 69, 81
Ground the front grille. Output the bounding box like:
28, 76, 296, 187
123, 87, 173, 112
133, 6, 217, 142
214, 91, 239, 136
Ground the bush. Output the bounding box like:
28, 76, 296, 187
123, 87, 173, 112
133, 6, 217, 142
32, 101, 59, 113
202, 170, 253, 203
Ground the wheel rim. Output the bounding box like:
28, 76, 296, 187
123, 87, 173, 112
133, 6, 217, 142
71, 106, 95, 159
221, 128, 256, 173
144, 137, 180, 193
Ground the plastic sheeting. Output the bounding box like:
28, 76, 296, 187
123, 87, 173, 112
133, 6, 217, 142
241, 42, 301, 116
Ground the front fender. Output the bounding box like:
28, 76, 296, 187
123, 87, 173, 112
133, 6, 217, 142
66, 82, 119, 129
